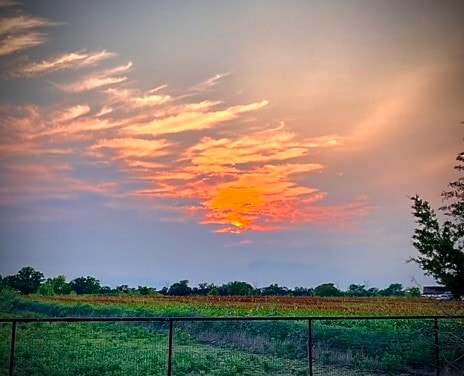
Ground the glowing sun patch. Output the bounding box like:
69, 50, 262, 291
208, 186, 263, 231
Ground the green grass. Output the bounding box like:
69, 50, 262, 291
1, 292, 463, 375
0, 320, 311, 376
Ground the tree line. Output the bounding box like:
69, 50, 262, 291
0, 266, 421, 298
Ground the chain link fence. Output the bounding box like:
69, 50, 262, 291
1, 316, 463, 376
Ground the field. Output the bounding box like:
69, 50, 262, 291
1, 293, 464, 375
23, 294, 464, 317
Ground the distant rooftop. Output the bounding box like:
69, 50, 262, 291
422, 286, 450, 295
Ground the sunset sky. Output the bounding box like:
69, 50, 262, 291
1, 1, 463, 290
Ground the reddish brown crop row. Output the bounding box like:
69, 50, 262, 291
30, 295, 464, 316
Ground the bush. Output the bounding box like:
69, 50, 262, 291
0, 287, 21, 312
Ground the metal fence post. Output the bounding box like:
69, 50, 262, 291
308, 319, 313, 376
434, 318, 440, 376
9, 320, 17, 376
167, 319, 174, 376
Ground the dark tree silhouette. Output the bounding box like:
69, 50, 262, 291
410, 148, 464, 299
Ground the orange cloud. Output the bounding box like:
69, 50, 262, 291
196, 164, 325, 233
122, 100, 268, 137
183, 126, 338, 167
0, 59, 370, 230
88, 138, 173, 159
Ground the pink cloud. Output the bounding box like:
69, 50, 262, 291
104, 87, 171, 109
0, 61, 370, 230
88, 138, 173, 159
0, 32, 48, 56
122, 100, 268, 137
57, 62, 133, 92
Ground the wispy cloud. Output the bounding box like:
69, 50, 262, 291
122, 100, 268, 137
8, 50, 116, 78
183, 126, 341, 167
0, 32, 48, 56
88, 138, 173, 160
0, 1, 20, 8
224, 239, 254, 248
191, 72, 230, 92
57, 62, 133, 92
0, 163, 116, 205
0, 14, 61, 56
0, 15, 55, 35
104, 86, 171, 109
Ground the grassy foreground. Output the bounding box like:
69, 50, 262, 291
1, 293, 463, 375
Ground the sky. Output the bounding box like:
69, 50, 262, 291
1, 0, 463, 291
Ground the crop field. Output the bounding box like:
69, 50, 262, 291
24, 294, 464, 317
2, 294, 464, 375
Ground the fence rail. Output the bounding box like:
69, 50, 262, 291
1, 315, 463, 376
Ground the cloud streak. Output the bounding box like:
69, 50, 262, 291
57, 62, 133, 92
0, 31, 48, 56
0, 13, 61, 56
122, 100, 268, 137
8, 50, 117, 78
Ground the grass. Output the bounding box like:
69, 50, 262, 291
0, 319, 311, 376
1, 292, 463, 375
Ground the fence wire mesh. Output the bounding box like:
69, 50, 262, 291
172, 320, 308, 375
439, 318, 464, 376
1, 316, 463, 376
0, 322, 12, 376
312, 319, 436, 375
10, 321, 169, 376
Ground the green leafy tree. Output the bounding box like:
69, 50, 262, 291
223, 281, 254, 296
193, 283, 217, 296
116, 285, 135, 294
48, 275, 72, 295
38, 282, 55, 296
314, 283, 341, 297
100, 286, 113, 294
137, 286, 157, 295
410, 149, 464, 299
168, 280, 192, 296
3, 267, 44, 295
260, 284, 290, 296
69, 276, 101, 295
207, 287, 220, 296
404, 287, 421, 298
346, 284, 369, 297
379, 283, 404, 297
